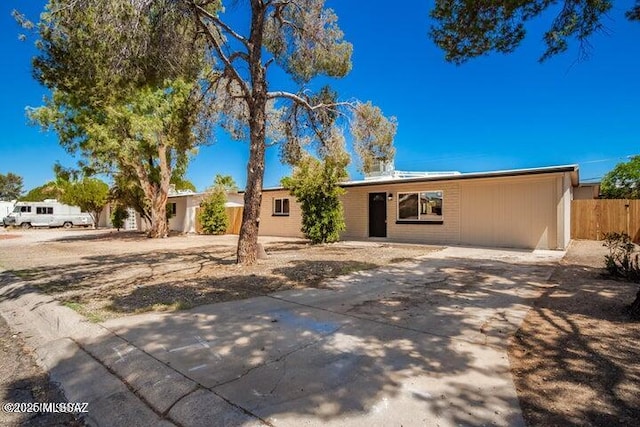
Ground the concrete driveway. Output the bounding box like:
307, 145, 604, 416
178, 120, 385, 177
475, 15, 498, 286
1, 246, 563, 426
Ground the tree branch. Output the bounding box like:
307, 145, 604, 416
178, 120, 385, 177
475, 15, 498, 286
189, 4, 250, 99
193, 3, 249, 47
267, 90, 354, 111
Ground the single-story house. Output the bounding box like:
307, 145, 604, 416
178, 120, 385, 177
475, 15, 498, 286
258, 164, 579, 250
99, 191, 244, 233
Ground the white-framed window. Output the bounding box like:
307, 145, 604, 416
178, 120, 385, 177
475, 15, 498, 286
397, 191, 443, 223
273, 198, 290, 216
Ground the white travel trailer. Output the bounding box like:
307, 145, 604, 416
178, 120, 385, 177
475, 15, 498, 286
2, 199, 93, 229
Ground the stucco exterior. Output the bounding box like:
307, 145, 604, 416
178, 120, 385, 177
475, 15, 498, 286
259, 165, 578, 250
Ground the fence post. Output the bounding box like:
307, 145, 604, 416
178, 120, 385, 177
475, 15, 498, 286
626, 199, 631, 237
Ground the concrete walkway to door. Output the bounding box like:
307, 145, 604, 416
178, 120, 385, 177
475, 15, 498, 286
1, 245, 564, 426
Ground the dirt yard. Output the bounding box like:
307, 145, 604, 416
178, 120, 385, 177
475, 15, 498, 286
509, 240, 640, 426
2, 229, 639, 425
0, 229, 437, 321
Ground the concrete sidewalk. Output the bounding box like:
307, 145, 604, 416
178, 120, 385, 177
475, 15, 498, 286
0, 247, 563, 426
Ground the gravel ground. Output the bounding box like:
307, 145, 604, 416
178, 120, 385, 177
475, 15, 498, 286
0, 228, 439, 321
509, 239, 640, 426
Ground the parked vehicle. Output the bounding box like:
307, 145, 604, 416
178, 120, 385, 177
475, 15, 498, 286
2, 200, 93, 229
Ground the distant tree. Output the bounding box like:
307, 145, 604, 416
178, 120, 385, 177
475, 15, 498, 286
171, 176, 197, 192
430, 0, 640, 64
198, 189, 228, 235
57, 177, 110, 227
110, 204, 129, 231
282, 148, 348, 244
601, 156, 640, 199
28, 0, 212, 239
213, 174, 239, 193
0, 173, 24, 201
20, 183, 60, 202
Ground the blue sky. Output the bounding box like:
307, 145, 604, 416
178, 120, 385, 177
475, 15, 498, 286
1, 1, 638, 192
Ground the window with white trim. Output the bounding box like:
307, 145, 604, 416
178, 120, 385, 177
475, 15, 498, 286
397, 191, 443, 223
273, 198, 290, 216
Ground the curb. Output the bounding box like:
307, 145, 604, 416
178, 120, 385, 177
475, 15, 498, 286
0, 269, 173, 426
0, 269, 264, 427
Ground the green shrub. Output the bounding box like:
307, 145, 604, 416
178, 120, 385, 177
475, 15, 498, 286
282, 155, 347, 244
110, 204, 129, 231
198, 189, 228, 235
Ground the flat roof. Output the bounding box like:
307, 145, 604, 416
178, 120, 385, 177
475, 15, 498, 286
263, 164, 579, 191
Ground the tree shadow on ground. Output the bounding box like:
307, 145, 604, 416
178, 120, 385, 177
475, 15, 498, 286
1, 241, 410, 318
107, 275, 285, 314
510, 262, 640, 426
2, 252, 562, 426
94, 257, 532, 426
272, 260, 379, 287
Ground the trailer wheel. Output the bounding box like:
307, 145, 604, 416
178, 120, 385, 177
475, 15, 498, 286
63, 222, 73, 229
21, 222, 32, 229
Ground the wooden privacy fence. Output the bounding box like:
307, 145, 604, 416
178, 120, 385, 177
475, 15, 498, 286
194, 206, 244, 235
571, 199, 640, 242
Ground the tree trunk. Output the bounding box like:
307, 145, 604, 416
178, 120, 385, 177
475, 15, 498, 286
237, 1, 267, 265
91, 209, 100, 229
237, 106, 266, 264
133, 142, 172, 238
147, 188, 169, 238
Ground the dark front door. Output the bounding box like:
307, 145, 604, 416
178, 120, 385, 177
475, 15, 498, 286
369, 192, 387, 237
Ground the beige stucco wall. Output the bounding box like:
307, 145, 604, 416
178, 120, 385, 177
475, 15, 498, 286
259, 189, 304, 238
258, 172, 574, 250
458, 175, 560, 249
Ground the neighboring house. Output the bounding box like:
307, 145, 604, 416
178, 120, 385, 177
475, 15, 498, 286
166, 191, 245, 234
99, 190, 245, 233
573, 182, 600, 200
259, 164, 579, 250
98, 206, 138, 230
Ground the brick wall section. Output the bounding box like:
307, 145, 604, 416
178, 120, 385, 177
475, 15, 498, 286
341, 182, 461, 245
259, 189, 304, 238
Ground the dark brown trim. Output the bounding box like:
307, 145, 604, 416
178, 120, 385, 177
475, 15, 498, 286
396, 220, 444, 225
